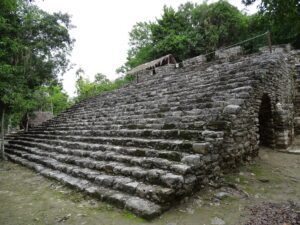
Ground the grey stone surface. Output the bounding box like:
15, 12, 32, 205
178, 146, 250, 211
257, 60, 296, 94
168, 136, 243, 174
223, 105, 241, 114
215, 46, 243, 61
27, 111, 53, 128
4, 46, 300, 218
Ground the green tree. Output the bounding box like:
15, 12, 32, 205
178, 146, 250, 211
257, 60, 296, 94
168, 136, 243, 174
28, 81, 72, 116
122, 1, 249, 71
123, 22, 155, 71
75, 69, 133, 102
95, 73, 110, 84
4, 81, 72, 133
49, 84, 72, 116
128, 22, 153, 57
75, 76, 99, 102
0, 0, 73, 112
0, 0, 74, 159
243, 0, 300, 47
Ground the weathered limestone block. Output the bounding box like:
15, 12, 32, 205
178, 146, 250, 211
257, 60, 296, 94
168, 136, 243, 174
27, 111, 53, 128
182, 155, 203, 167
223, 105, 241, 114
259, 44, 292, 53
182, 55, 206, 67
215, 46, 243, 61
192, 142, 211, 154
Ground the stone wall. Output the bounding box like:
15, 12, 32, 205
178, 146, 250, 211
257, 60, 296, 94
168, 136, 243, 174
182, 55, 207, 67
259, 44, 292, 54
135, 46, 298, 171
219, 53, 295, 169
215, 46, 243, 61
145, 49, 295, 167
28, 111, 53, 128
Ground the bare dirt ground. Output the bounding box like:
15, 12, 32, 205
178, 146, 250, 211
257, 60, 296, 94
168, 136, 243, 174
0, 148, 299, 225
243, 202, 299, 225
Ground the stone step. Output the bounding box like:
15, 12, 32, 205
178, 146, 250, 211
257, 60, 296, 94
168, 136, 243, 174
57, 89, 237, 112
9, 138, 186, 162
48, 104, 224, 125
34, 123, 166, 131
39, 107, 223, 128
61, 89, 227, 109
70, 71, 249, 105
17, 133, 201, 153
50, 115, 217, 128
39, 118, 226, 133
6, 143, 197, 191
34, 120, 208, 131
6, 147, 176, 204
72, 73, 251, 109
8, 139, 196, 175
45, 76, 252, 123
26, 128, 204, 141
47, 108, 225, 131
6, 153, 163, 219
41, 91, 239, 125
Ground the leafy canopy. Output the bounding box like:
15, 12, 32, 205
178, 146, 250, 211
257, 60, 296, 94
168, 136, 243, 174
0, 0, 74, 129
74, 69, 133, 103
0, 0, 73, 116
122, 1, 249, 71
243, 0, 300, 47
120, 0, 300, 73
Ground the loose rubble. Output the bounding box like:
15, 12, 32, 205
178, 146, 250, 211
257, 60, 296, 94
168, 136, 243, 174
243, 202, 300, 225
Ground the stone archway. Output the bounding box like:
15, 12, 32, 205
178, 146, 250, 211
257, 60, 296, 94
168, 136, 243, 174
258, 94, 275, 147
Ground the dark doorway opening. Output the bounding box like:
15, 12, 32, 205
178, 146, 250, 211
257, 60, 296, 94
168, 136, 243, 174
258, 94, 274, 147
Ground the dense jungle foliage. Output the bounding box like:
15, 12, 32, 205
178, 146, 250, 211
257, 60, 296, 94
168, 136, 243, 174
0, 0, 74, 127
119, 0, 300, 72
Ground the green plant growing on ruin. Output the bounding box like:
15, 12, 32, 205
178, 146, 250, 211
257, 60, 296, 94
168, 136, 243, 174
74, 69, 134, 103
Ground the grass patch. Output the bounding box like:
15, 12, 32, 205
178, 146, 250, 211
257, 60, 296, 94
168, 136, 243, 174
249, 164, 264, 177
223, 195, 240, 203
124, 212, 136, 219
225, 174, 237, 183
123, 211, 145, 223
95, 203, 115, 212
225, 173, 248, 185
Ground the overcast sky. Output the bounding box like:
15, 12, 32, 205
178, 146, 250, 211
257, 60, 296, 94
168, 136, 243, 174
35, 0, 259, 97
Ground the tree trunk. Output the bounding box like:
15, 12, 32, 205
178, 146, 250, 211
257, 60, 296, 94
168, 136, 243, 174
1, 107, 6, 160
25, 112, 29, 132
51, 99, 54, 115
8, 116, 11, 134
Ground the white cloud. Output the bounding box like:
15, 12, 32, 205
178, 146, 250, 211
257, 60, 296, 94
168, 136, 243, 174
35, 0, 259, 97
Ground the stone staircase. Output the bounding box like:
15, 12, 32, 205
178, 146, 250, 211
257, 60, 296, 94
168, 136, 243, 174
4, 51, 293, 219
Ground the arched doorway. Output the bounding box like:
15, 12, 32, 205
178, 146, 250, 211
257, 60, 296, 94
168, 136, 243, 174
258, 94, 275, 147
